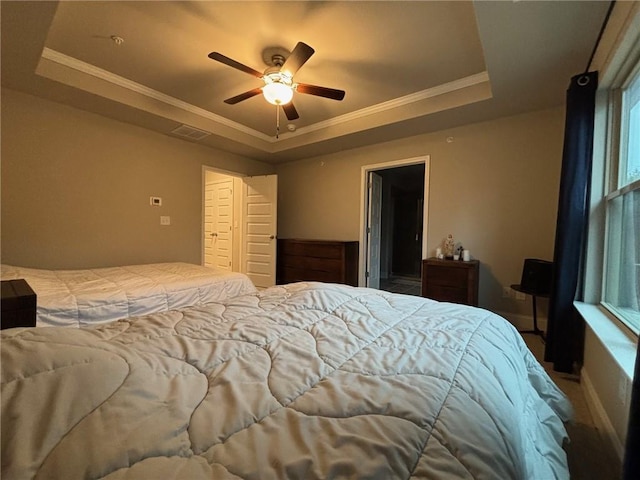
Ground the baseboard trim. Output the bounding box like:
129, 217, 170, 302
580, 367, 624, 463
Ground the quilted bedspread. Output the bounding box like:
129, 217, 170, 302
1, 282, 572, 479
0, 263, 257, 327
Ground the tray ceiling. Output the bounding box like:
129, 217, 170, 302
1, 1, 610, 163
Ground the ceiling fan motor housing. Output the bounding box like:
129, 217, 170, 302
270, 54, 286, 67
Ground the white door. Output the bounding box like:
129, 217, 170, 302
366, 172, 383, 288
213, 179, 234, 270
204, 176, 234, 270
241, 175, 277, 288
204, 182, 215, 267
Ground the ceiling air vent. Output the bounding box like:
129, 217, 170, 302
170, 124, 211, 141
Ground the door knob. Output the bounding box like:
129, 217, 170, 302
269, 235, 275, 240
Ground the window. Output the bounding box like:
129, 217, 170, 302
602, 64, 640, 334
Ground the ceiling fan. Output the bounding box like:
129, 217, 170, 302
208, 42, 345, 122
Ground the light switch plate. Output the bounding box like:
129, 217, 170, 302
160, 216, 170, 226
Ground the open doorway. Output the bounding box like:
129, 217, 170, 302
360, 157, 429, 296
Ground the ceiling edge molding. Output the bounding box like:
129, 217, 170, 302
272, 81, 492, 153
38, 48, 491, 152
40, 47, 274, 142
287, 71, 491, 138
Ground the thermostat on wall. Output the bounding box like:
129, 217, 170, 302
150, 196, 162, 206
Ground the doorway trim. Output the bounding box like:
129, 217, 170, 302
358, 155, 431, 287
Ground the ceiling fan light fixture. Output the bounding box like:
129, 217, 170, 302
262, 73, 294, 105
209, 42, 345, 123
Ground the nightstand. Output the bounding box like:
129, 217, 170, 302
1, 279, 37, 329
421, 258, 479, 306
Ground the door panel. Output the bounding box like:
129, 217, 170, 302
204, 175, 233, 271
241, 175, 277, 288
203, 172, 234, 271
367, 172, 382, 289
213, 179, 233, 271
203, 185, 215, 267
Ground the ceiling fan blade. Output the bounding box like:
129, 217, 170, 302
282, 102, 299, 121
224, 88, 263, 105
281, 42, 315, 76
208, 52, 263, 78
296, 83, 345, 101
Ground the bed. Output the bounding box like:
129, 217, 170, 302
0, 262, 257, 327
0, 282, 572, 479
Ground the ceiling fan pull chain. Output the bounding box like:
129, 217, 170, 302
276, 105, 280, 139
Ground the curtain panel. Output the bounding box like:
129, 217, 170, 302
544, 71, 598, 373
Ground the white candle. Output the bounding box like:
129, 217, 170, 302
463, 249, 471, 261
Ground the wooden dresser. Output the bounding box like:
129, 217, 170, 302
277, 239, 359, 286
421, 258, 479, 306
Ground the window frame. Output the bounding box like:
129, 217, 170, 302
600, 57, 640, 335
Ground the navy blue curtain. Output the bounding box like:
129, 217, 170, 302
544, 71, 598, 373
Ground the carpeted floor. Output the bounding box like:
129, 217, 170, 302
523, 333, 622, 479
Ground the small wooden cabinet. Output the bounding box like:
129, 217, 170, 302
421, 258, 479, 306
1, 279, 37, 329
277, 239, 359, 286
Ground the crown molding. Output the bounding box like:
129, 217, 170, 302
40, 47, 490, 148
288, 71, 490, 138
40, 47, 274, 142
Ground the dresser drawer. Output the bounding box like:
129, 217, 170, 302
279, 255, 343, 273
277, 239, 359, 286
282, 241, 344, 259
423, 284, 469, 304
421, 258, 479, 306
279, 266, 344, 284
423, 265, 468, 288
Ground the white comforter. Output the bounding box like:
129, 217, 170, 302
0, 263, 257, 327
1, 282, 572, 479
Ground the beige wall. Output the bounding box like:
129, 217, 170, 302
1, 88, 273, 269
2, 86, 564, 320
276, 107, 564, 318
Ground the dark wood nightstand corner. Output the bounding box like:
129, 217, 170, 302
1, 279, 37, 329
